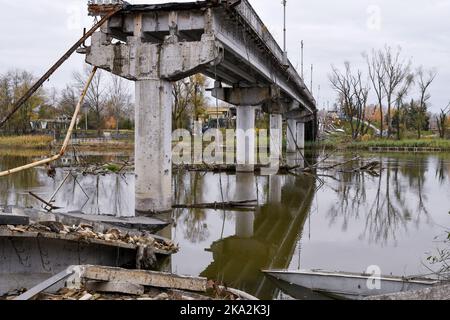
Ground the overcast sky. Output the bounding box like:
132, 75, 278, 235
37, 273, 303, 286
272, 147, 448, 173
0, 0, 449, 112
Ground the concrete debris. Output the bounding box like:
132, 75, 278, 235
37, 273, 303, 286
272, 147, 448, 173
1, 222, 178, 253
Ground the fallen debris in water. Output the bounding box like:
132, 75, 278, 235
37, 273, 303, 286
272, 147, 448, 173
173, 200, 257, 212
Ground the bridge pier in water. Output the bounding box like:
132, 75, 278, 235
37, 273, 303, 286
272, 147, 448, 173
135, 79, 173, 213
270, 114, 283, 160
85, 1, 317, 214
287, 119, 298, 153
236, 106, 256, 173
296, 122, 305, 150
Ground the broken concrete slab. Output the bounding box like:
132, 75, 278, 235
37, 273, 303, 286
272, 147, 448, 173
59, 211, 169, 234
86, 281, 145, 296
83, 266, 207, 292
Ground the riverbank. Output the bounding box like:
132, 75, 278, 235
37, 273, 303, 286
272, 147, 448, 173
311, 138, 450, 151
0, 135, 53, 150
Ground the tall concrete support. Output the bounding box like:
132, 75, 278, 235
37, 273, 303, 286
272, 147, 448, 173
270, 114, 283, 160
135, 80, 173, 213
287, 119, 298, 153
296, 122, 305, 150
85, 16, 223, 214
235, 173, 256, 237
236, 106, 256, 172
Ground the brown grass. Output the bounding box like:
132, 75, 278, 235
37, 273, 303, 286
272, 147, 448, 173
0, 135, 53, 149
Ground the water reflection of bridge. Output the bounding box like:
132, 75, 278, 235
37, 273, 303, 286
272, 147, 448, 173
201, 171, 316, 300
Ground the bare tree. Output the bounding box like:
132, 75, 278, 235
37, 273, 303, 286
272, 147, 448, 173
107, 74, 132, 133
365, 49, 386, 137
73, 66, 106, 135
436, 103, 449, 139
394, 73, 414, 140
416, 67, 437, 139
330, 62, 370, 140
58, 85, 78, 117
380, 46, 412, 138
172, 74, 208, 130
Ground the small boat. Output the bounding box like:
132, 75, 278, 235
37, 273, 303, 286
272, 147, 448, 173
7, 265, 259, 301
263, 269, 442, 300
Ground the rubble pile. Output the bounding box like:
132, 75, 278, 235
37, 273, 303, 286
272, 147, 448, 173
1, 222, 178, 253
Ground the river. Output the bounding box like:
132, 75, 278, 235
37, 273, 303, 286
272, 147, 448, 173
0, 149, 449, 299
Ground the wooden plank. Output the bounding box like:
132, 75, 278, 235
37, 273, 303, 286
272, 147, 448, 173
86, 281, 145, 296
0, 214, 30, 226
83, 266, 207, 292
14, 267, 76, 300
365, 284, 450, 300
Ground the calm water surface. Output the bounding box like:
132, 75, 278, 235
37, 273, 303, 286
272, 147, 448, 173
0, 150, 449, 299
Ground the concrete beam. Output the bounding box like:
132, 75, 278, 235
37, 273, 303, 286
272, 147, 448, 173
211, 87, 273, 106
86, 32, 224, 81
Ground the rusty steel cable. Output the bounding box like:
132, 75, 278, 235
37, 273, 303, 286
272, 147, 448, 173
0, 7, 121, 128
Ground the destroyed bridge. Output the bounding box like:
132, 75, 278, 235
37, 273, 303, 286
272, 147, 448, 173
85, 0, 317, 214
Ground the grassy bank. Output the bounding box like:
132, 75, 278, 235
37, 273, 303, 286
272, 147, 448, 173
311, 137, 450, 151
0, 135, 53, 149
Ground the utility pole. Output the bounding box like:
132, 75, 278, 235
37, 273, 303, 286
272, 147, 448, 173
282, 0, 288, 65
310, 64, 314, 95
301, 40, 304, 79
317, 84, 321, 108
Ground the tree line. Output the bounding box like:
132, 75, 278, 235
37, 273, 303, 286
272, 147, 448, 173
0, 67, 212, 136
0, 66, 133, 135
330, 46, 449, 140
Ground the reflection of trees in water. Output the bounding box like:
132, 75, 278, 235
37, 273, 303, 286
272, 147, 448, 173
435, 156, 450, 185
0, 153, 134, 215
327, 155, 432, 245
0, 155, 45, 206
398, 157, 431, 226
53, 173, 133, 216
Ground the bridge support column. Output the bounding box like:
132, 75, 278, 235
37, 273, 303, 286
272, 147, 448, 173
287, 119, 298, 153
296, 122, 305, 149
270, 114, 283, 160
236, 106, 256, 172
135, 79, 173, 214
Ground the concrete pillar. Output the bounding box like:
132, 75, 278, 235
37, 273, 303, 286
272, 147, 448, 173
270, 114, 283, 160
296, 122, 305, 149
287, 119, 297, 153
236, 106, 256, 172
135, 79, 172, 214
235, 173, 256, 237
